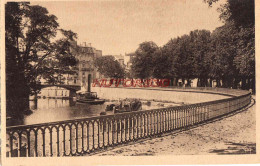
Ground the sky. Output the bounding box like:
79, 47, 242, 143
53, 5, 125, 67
32, 0, 225, 56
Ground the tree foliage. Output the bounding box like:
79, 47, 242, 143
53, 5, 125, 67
94, 55, 125, 78
130, 41, 158, 79
6, 2, 78, 118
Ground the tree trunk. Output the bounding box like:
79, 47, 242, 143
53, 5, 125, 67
197, 78, 201, 87
251, 77, 255, 93
209, 78, 213, 87
174, 78, 179, 86
216, 79, 221, 87
233, 77, 240, 89
222, 77, 228, 88
182, 78, 185, 87
186, 79, 191, 87
241, 77, 246, 89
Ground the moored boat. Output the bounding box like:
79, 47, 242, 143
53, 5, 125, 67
76, 91, 105, 105
104, 98, 142, 114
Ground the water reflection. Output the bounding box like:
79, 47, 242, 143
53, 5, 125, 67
24, 98, 108, 125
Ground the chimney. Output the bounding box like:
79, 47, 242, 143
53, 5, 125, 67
89, 43, 91, 47
83, 42, 87, 47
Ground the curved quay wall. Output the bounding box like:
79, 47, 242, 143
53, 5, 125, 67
6, 88, 251, 157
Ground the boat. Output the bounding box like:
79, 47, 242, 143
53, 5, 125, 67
76, 91, 105, 105
105, 99, 142, 114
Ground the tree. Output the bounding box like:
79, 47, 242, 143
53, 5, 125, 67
189, 30, 211, 86
94, 55, 125, 78
209, 23, 239, 88
205, 0, 254, 28
131, 41, 158, 80
6, 2, 78, 118
152, 46, 174, 80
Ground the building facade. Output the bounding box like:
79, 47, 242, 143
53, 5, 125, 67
65, 42, 102, 89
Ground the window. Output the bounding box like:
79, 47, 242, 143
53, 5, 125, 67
82, 61, 86, 68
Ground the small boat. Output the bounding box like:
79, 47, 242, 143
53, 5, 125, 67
76, 92, 105, 105
105, 99, 142, 114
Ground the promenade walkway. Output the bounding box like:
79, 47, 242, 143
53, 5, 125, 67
96, 97, 256, 155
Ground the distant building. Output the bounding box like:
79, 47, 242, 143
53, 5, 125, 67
113, 54, 125, 67
65, 42, 102, 88
125, 52, 136, 70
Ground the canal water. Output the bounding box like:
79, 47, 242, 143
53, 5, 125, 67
7, 98, 178, 126
7, 87, 229, 126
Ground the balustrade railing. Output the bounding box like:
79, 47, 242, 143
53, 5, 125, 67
6, 90, 251, 157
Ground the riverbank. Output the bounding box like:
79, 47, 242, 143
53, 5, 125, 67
95, 97, 255, 156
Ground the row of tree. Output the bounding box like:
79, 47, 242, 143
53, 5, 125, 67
130, 0, 255, 91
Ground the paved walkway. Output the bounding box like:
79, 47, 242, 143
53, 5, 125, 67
95, 98, 256, 156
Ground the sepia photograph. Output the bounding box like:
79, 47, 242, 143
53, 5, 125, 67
2, 0, 258, 165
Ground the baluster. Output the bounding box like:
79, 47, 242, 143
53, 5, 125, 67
35, 130, 38, 157
57, 128, 60, 157
42, 129, 46, 157
121, 118, 124, 143
137, 115, 139, 139
116, 119, 119, 144
168, 110, 170, 131
180, 110, 183, 128
92, 121, 95, 150
165, 111, 167, 132
178, 109, 180, 128
174, 110, 176, 129
18, 132, 22, 157
98, 121, 100, 148
87, 123, 89, 151
9, 132, 13, 157
183, 109, 185, 128
159, 112, 162, 133
194, 108, 197, 124
27, 131, 30, 157
169, 110, 172, 131
144, 114, 147, 137
132, 116, 135, 140
50, 128, 53, 156
141, 114, 144, 138
192, 107, 195, 125
148, 113, 151, 135
81, 123, 84, 153
74, 124, 78, 154
102, 120, 105, 147
107, 120, 110, 146
69, 126, 73, 155
125, 117, 128, 142
62, 127, 66, 156
148, 113, 151, 136
163, 111, 165, 132
153, 113, 156, 135
111, 119, 115, 145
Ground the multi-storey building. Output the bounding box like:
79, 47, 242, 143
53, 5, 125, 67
125, 52, 136, 71
65, 42, 102, 88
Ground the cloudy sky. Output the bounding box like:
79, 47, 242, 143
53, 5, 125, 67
32, 0, 224, 55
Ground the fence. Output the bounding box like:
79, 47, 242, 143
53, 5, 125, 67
6, 90, 251, 157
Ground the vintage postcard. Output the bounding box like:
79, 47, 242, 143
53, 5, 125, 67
1, 0, 259, 165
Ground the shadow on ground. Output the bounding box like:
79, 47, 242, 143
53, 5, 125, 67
209, 142, 256, 154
